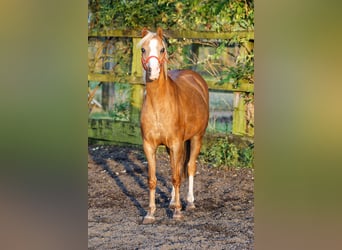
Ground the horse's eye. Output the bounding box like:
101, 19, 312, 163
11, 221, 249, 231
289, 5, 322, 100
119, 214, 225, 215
141, 48, 145, 53
160, 48, 165, 53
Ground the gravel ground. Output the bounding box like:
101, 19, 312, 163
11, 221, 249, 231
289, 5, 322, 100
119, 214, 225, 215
88, 145, 254, 249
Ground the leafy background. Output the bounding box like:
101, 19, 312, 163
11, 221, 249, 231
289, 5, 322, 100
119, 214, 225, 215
88, 0, 253, 32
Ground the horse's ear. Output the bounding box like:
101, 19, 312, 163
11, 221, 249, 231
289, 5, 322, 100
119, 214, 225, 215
157, 27, 163, 39
142, 27, 148, 37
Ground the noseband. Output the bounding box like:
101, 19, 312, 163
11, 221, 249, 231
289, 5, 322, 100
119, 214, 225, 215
141, 53, 167, 71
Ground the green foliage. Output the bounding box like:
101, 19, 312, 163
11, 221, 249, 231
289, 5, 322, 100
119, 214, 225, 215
215, 39, 254, 85
108, 83, 131, 121
238, 144, 254, 168
219, 60, 254, 87
88, 0, 254, 32
109, 102, 130, 121
201, 137, 254, 168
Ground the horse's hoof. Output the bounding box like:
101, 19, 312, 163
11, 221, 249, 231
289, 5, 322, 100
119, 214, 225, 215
173, 210, 183, 220
142, 215, 155, 224
169, 202, 176, 209
186, 202, 196, 211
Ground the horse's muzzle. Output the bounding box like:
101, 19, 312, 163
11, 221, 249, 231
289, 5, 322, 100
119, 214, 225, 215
146, 66, 160, 81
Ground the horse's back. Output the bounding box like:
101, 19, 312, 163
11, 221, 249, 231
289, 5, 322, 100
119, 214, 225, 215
168, 69, 209, 105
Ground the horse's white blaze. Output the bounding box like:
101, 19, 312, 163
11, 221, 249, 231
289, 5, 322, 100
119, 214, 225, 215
187, 175, 194, 203
148, 39, 160, 80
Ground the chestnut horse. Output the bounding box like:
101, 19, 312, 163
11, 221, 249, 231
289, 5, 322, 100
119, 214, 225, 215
138, 28, 209, 223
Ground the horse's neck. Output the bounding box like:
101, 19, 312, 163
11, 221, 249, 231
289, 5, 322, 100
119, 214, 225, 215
145, 70, 174, 102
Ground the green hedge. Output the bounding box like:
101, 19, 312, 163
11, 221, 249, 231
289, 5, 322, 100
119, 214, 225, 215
88, 0, 254, 32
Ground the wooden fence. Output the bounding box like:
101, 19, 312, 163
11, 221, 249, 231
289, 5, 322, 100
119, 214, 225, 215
88, 29, 254, 145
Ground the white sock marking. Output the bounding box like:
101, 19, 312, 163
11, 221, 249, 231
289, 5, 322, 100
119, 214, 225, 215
170, 185, 175, 204
187, 175, 194, 203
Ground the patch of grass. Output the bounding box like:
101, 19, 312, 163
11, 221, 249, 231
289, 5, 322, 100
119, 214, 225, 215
201, 135, 254, 169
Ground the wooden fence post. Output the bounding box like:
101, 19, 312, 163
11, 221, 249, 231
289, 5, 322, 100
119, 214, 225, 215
102, 83, 115, 111
232, 39, 254, 137
130, 38, 144, 123
232, 92, 247, 136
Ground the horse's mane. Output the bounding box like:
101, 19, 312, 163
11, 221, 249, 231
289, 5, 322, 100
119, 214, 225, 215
137, 31, 155, 48
137, 30, 168, 79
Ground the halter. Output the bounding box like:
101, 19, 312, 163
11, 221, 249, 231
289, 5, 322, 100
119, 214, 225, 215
141, 53, 167, 71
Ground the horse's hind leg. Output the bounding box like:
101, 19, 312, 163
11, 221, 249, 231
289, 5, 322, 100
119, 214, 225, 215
142, 142, 157, 224
169, 142, 184, 220
186, 135, 203, 210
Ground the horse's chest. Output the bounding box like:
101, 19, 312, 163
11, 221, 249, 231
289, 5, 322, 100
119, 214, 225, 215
143, 111, 177, 130
141, 106, 180, 141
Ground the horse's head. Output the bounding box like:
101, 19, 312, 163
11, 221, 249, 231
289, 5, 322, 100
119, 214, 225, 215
138, 27, 167, 82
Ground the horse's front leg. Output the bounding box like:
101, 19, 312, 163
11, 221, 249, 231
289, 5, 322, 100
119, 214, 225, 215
142, 142, 157, 224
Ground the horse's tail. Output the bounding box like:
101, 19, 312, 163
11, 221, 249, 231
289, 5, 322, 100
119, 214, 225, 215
182, 140, 191, 179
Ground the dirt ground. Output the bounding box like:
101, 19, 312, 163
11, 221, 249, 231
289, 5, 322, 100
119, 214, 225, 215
88, 145, 254, 249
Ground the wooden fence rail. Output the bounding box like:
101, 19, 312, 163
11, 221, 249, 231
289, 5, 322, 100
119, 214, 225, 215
88, 29, 254, 40
88, 29, 254, 144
